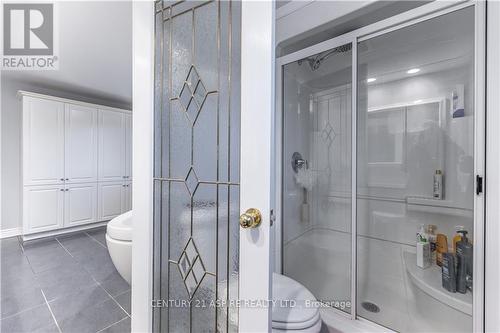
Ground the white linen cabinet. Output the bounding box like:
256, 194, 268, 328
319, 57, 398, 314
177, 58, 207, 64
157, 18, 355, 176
20, 91, 132, 239
98, 110, 132, 182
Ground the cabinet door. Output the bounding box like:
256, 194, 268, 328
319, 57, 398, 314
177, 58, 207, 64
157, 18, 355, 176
65, 104, 98, 183
98, 111, 126, 182
23, 97, 65, 186
98, 182, 124, 220
122, 182, 132, 212
23, 185, 64, 234
65, 183, 97, 227
125, 114, 132, 179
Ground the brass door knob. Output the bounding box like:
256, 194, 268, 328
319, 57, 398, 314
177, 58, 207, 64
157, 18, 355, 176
239, 208, 262, 229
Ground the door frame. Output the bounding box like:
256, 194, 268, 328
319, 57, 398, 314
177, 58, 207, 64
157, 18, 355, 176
131, 1, 155, 332
275, 1, 486, 331
239, 1, 275, 332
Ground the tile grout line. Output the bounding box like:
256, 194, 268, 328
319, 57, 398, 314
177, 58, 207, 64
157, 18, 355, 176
95, 316, 129, 333
55, 237, 131, 318
84, 231, 108, 249
40, 289, 63, 333
0, 300, 48, 321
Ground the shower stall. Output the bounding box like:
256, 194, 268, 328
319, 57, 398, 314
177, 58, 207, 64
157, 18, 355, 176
276, 2, 484, 332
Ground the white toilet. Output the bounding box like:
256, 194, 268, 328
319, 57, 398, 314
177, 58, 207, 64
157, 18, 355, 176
271, 273, 322, 332
222, 273, 322, 332
106, 210, 132, 284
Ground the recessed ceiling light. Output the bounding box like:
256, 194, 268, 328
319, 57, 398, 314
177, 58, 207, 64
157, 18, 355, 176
407, 68, 420, 74
367, 78, 376, 83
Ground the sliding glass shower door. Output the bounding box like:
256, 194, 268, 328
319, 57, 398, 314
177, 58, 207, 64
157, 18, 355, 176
282, 43, 353, 314
356, 7, 475, 332
280, 3, 483, 332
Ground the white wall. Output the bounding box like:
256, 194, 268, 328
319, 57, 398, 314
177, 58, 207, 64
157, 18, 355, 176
0, 78, 130, 233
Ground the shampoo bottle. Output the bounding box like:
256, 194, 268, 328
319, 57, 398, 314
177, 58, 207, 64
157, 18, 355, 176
442, 252, 457, 293
436, 233, 448, 267
456, 230, 473, 293
426, 225, 437, 263
453, 226, 465, 254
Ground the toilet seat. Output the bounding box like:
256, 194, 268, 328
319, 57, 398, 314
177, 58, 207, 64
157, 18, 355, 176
272, 273, 321, 331
107, 210, 132, 241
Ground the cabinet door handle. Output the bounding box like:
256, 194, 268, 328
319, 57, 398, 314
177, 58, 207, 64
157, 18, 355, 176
65, 178, 69, 181
60, 189, 64, 191
60, 178, 65, 181
65, 189, 69, 191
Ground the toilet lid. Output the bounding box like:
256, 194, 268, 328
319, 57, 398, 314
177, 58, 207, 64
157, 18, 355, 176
107, 210, 133, 241
271, 273, 320, 330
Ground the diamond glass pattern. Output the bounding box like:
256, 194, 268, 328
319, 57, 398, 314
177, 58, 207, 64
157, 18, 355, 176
321, 122, 336, 147
177, 238, 207, 297
177, 66, 208, 123
185, 167, 199, 196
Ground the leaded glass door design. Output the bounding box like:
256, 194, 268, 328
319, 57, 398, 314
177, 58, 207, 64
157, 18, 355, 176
153, 1, 241, 332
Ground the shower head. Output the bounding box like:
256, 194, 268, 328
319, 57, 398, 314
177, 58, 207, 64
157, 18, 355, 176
298, 44, 352, 71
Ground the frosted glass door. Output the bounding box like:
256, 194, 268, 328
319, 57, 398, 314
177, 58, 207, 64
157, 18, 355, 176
153, 1, 241, 332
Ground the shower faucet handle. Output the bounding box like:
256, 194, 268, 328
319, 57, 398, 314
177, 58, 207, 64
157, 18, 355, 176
291, 152, 307, 173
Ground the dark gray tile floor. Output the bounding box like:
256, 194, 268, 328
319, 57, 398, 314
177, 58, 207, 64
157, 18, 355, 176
0, 227, 131, 333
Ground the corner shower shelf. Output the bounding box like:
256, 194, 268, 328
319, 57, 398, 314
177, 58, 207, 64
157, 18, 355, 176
406, 197, 472, 217
403, 252, 472, 316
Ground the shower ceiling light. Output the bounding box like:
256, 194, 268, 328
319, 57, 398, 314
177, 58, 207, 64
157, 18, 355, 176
407, 68, 420, 74
367, 78, 376, 83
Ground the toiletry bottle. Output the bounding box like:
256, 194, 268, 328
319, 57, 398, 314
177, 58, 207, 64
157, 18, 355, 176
416, 225, 431, 269
433, 170, 444, 199
456, 230, 473, 293
442, 252, 457, 293
436, 233, 448, 267
453, 226, 465, 253
426, 225, 437, 264
416, 224, 427, 242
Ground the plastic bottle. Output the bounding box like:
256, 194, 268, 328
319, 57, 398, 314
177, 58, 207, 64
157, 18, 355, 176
426, 225, 437, 264
433, 170, 443, 199
436, 233, 448, 267
453, 225, 466, 253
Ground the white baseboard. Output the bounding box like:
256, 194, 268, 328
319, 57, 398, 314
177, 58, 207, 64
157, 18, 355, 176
0, 227, 22, 239
21, 221, 108, 242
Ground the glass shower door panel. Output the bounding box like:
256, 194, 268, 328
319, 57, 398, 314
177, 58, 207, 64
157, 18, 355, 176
153, 1, 241, 332
356, 7, 475, 332
282, 44, 352, 314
